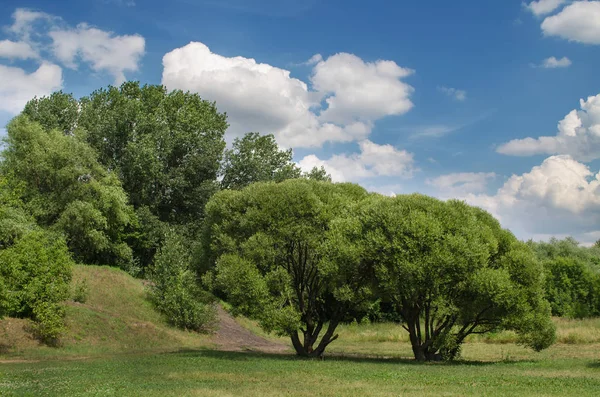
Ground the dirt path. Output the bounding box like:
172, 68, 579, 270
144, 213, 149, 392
212, 306, 288, 353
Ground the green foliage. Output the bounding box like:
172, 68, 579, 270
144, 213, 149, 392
22, 91, 79, 135
529, 238, 600, 318
220, 132, 302, 190
332, 193, 555, 361
303, 166, 332, 182
76, 82, 228, 224
72, 278, 89, 304
2, 116, 136, 268
149, 231, 216, 332
202, 179, 371, 356
0, 229, 73, 343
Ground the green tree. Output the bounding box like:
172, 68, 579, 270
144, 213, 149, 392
78, 82, 228, 224
334, 194, 555, 361
22, 83, 228, 225
0, 177, 73, 342
529, 238, 600, 318
303, 166, 332, 182
202, 179, 372, 357
22, 91, 79, 135
148, 230, 216, 331
220, 132, 302, 190
1, 116, 135, 268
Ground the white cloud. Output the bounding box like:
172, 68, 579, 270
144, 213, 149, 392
525, 0, 566, 16
438, 86, 466, 101
297, 140, 415, 183
304, 54, 323, 65
1, 8, 145, 85
311, 53, 414, 124
433, 156, 600, 243
541, 1, 600, 44
49, 23, 145, 84
0, 62, 63, 114
427, 172, 496, 195
6, 8, 54, 41
540, 56, 572, 68
0, 40, 38, 60
497, 93, 600, 161
162, 42, 414, 148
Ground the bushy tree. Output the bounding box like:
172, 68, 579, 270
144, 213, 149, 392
220, 132, 302, 190
202, 179, 372, 357
148, 230, 216, 331
1, 116, 135, 268
333, 194, 555, 361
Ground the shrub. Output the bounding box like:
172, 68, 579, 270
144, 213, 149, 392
148, 231, 216, 332
72, 278, 89, 304
0, 229, 73, 343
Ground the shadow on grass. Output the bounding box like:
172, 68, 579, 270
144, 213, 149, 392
166, 348, 535, 367
586, 361, 600, 369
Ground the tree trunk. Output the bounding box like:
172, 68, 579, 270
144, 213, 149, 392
289, 321, 339, 358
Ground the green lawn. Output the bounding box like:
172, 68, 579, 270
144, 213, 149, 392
2, 265, 600, 396
2, 349, 600, 396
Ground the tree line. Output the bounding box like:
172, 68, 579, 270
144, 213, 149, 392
0, 82, 598, 360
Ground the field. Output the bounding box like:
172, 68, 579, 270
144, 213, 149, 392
1, 266, 600, 396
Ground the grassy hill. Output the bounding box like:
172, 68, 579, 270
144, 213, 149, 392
0, 265, 214, 359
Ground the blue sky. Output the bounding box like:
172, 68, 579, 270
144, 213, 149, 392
2, 0, 600, 243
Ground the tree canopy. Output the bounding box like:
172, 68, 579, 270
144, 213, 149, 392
23, 82, 229, 225
529, 238, 600, 318
202, 179, 372, 357
2, 116, 135, 268
332, 193, 556, 361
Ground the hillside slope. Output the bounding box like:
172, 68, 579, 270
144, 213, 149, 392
1, 265, 215, 358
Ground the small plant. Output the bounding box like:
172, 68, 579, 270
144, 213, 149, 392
72, 278, 89, 304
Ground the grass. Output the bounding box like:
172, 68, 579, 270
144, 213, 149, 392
2, 265, 600, 396
1, 349, 600, 396
0, 265, 214, 359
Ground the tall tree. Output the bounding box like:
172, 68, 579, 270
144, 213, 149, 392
2, 116, 135, 268
220, 132, 302, 190
201, 179, 372, 357
333, 193, 556, 361
22, 82, 229, 225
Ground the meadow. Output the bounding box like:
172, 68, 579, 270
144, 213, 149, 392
1, 266, 600, 396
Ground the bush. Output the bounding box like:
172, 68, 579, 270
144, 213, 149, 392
72, 278, 89, 304
0, 229, 73, 343
148, 231, 216, 332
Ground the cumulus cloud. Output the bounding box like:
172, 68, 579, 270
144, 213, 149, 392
426, 172, 496, 196
438, 86, 466, 101
162, 42, 414, 148
297, 140, 415, 183
49, 23, 145, 84
540, 56, 572, 68
0, 62, 63, 114
525, 0, 566, 16
0, 40, 38, 60
541, 1, 600, 44
311, 53, 414, 124
1, 8, 145, 85
432, 156, 600, 243
497, 93, 600, 161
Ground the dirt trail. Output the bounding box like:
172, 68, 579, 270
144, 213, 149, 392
212, 306, 288, 353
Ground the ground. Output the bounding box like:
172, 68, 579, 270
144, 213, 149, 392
1, 265, 600, 396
